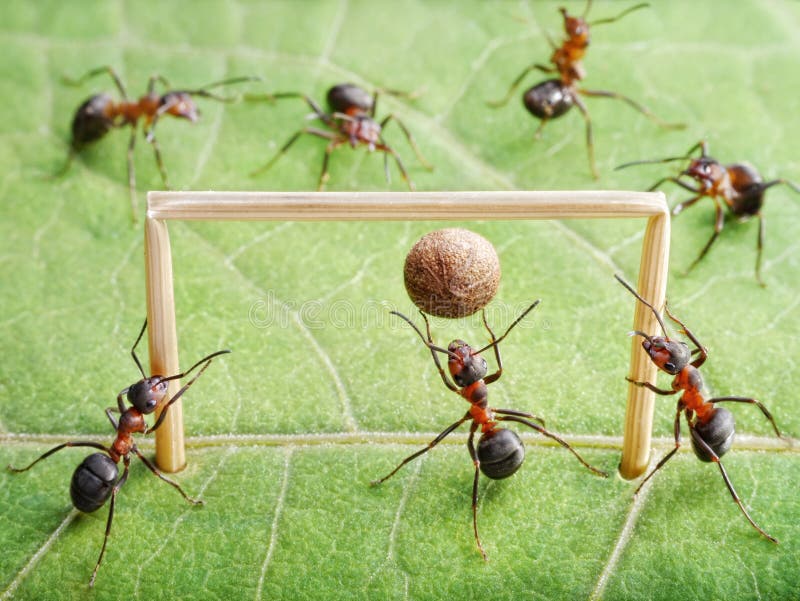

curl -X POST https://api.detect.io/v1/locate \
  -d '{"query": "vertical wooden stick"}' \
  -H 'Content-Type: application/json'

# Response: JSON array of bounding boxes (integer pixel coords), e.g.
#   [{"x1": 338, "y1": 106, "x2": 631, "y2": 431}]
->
[
  {"x1": 619, "y1": 210, "x2": 670, "y2": 479},
  {"x1": 144, "y1": 216, "x2": 185, "y2": 473}
]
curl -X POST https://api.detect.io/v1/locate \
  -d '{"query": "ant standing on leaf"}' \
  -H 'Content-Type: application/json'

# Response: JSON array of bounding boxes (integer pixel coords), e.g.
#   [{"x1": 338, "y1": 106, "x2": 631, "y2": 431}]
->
[
  {"x1": 248, "y1": 83, "x2": 433, "y2": 191},
  {"x1": 371, "y1": 302, "x2": 607, "y2": 560},
  {"x1": 55, "y1": 66, "x2": 257, "y2": 221},
  {"x1": 7, "y1": 320, "x2": 230, "y2": 587},
  {"x1": 487, "y1": 0, "x2": 684, "y2": 178},
  {"x1": 615, "y1": 275, "x2": 782, "y2": 542},
  {"x1": 617, "y1": 140, "x2": 800, "y2": 286}
]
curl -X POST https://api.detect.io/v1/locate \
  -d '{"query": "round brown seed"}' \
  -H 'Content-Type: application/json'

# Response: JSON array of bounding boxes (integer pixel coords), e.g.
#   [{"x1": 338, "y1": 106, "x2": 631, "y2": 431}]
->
[{"x1": 403, "y1": 228, "x2": 501, "y2": 318}]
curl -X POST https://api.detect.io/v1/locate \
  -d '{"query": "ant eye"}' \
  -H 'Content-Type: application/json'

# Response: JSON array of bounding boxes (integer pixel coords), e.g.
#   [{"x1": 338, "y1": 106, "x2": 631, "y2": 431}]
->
[{"x1": 665, "y1": 362, "x2": 675, "y2": 372}]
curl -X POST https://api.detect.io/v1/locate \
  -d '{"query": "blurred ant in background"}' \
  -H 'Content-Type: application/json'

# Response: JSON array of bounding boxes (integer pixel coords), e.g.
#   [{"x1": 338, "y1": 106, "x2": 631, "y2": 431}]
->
[
  {"x1": 55, "y1": 66, "x2": 257, "y2": 221},
  {"x1": 617, "y1": 140, "x2": 800, "y2": 285},
  {"x1": 616, "y1": 275, "x2": 782, "y2": 542},
  {"x1": 487, "y1": 1, "x2": 683, "y2": 177},
  {"x1": 371, "y1": 303, "x2": 607, "y2": 560},
  {"x1": 248, "y1": 83, "x2": 432, "y2": 191},
  {"x1": 7, "y1": 320, "x2": 230, "y2": 586}
]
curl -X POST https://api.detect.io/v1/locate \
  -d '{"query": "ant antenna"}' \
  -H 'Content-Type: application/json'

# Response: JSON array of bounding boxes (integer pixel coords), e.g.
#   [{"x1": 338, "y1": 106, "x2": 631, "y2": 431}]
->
[
  {"x1": 589, "y1": 2, "x2": 649, "y2": 26},
  {"x1": 160, "y1": 349, "x2": 232, "y2": 383},
  {"x1": 475, "y1": 299, "x2": 540, "y2": 355},
  {"x1": 616, "y1": 140, "x2": 708, "y2": 170},
  {"x1": 186, "y1": 76, "x2": 261, "y2": 102},
  {"x1": 130, "y1": 319, "x2": 148, "y2": 378},
  {"x1": 614, "y1": 274, "x2": 668, "y2": 336}
]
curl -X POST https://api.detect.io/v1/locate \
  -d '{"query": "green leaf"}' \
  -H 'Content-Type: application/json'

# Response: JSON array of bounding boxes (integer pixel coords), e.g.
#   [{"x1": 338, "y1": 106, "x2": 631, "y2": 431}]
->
[{"x1": 2, "y1": 1, "x2": 800, "y2": 600}]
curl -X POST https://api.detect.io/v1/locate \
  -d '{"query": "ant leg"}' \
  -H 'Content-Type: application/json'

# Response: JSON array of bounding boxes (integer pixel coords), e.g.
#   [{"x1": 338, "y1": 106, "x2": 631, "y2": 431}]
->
[
  {"x1": 375, "y1": 142, "x2": 415, "y2": 191},
  {"x1": 245, "y1": 92, "x2": 332, "y2": 126},
  {"x1": 578, "y1": 88, "x2": 685, "y2": 129},
  {"x1": 467, "y1": 423, "x2": 488, "y2": 561},
  {"x1": 688, "y1": 425, "x2": 778, "y2": 543},
  {"x1": 572, "y1": 94, "x2": 599, "y2": 179},
  {"x1": 671, "y1": 194, "x2": 704, "y2": 217},
  {"x1": 634, "y1": 402, "x2": 683, "y2": 495},
  {"x1": 146, "y1": 74, "x2": 171, "y2": 95},
  {"x1": 144, "y1": 127, "x2": 172, "y2": 190},
  {"x1": 318, "y1": 139, "x2": 347, "y2": 191},
  {"x1": 89, "y1": 457, "x2": 130, "y2": 587},
  {"x1": 379, "y1": 114, "x2": 433, "y2": 170},
  {"x1": 8, "y1": 441, "x2": 110, "y2": 472},
  {"x1": 105, "y1": 407, "x2": 120, "y2": 429},
  {"x1": 370, "y1": 413, "x2": 471, "y2": 485},
  {"x1": 250, "y1": 127, "x2": 336, "y2": 177},
  {"x1": 493, "y1": 408, "x2": 545, "y2": 427},
  {"x1": 625, "y1": 376, "x2": 676, "y2": 396},
  {"x1": 133, "y1": 448, "x2": 202, "y2": 504},
  {"x1": 707, "y1": 396, "x2": 782, "y2": 438},
  {"x1": 126, "y1": 126, "x2": 138, "y2": 222},
  {"x1": 755, "y1": 212, "x2": 765, "y2": 287},
  {"x1": 663, "y1": 304, "x2": 708, "y2": 367},
  {"x1": 498, "y1": 416, "x2": 607, "y2": 477},
  {"x1": 685, "y1": 196, "x2": 725, "y2": 276},
  {"x1": 486, "y1": 64, "x2": 553, "y2": 108},
  {"x1": 63, "y1": 65, "x2": 128, "y2": 99}
]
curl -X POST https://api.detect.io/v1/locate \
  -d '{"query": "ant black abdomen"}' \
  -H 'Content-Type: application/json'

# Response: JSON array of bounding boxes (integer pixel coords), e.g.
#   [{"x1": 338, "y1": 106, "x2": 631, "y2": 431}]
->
[
  {"x1": 691, "y1": 407, "x2": 735, "y2": 462},
  {"x1": 327, "y1": 83, "x2": 373, "y2": 114},
  {"x1": 70, "y1": 453, "x2": 119, "y2": 513},
  {"x1": 477, "y1": 428, "x2": 525, "y2": 480},
  {"x1": 523, "y1": 79, "x2": 574, "y2": 121},
  {"x1": 71, "y1": 94, "x2": 115, "y2": 148}
]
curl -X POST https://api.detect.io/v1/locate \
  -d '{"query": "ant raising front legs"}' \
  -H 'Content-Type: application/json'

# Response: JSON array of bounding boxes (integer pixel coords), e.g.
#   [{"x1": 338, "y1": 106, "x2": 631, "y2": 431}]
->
[
  {"x1": 249, "y1": 83, "x2": 432, "y2": 191},
  {"x1": 371, "y1": 302, "x2": 607, "y2": 560},
  {"x1": 617, "y1": 140, "x2": 800, "y2": 285},
  {"x1": 56, "y1": 65, "x2": 256, "y2": 221},
  {"x1": 487, "y1": 0, "x2": 683, "y2": 178},
  {"x1": 615, "y1": 274, "x2": 782, "y2": 542},
  {"x1": 7, "y1": 320, "x2": 230, "y2": 587}
]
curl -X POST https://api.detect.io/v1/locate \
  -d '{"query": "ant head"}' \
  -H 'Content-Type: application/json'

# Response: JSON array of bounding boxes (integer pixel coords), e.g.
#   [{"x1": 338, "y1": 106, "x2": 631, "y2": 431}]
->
[
  {"x1": 684, "y1": 157, "x2": 724, "y2": 186},
  {"x1": 560, "y1": 8, "x2": 590, "y2": 42},
  {"x1": 126, "y1": 376, "x2": 169, "y2": 414},
  {"x1": 635, "y1": 333, "x2": 691, "y2": 375},
  {"x1": 447, "y1": 340, "x2": 488, "y2": 387},
  {"x1": 160, "y1": 92, "x2": 199, "y2": 122}
]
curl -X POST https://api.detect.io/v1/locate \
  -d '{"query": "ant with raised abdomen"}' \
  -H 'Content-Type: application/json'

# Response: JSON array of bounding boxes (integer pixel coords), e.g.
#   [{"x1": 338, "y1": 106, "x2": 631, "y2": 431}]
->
[
  {"x1": 615, "y1": 274, "x2": 782, "y2": 542},
  {"x1": 55, "y1": 66, "x2": 257, "y2": 221},
  {"x1": 617, "y1": 140, "x2": 800, "y2": 286},
  {"x1": 7, "y1": 320, "x2": 230, "y2": 587},
  {"x1": 371, "y1": 302, "x2": 607, "y2": 560},
  {"x1": 487, "y1": 1, "x2": 683, "y2": 178},
  {"x1": 248, "y1": 83, "x2": 432, "y2": 191}
]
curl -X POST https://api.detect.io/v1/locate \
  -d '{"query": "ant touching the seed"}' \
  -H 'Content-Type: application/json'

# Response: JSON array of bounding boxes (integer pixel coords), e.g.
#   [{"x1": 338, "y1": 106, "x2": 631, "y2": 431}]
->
[
  {"x1": 371, "y1": 302, "x2": 607, "y2": 560},
  {"x1": 54, "y1": 65, "x2": 257, "y2": 221},
  {"x1": 487, "y1": 0, "x2": 683, "y2": 178},
  {"x1": 248, "y1": 82, "x2": 433, "y2": 191},
  {"x1": 617, "y1": 140, "x2": 800, "y2": 286},
  {"x1": 615, "y1": 274, "x2": 783, "y2": 542},
  {"x1": 7, "y1": 320, "x2": 230, "y2": 587}
]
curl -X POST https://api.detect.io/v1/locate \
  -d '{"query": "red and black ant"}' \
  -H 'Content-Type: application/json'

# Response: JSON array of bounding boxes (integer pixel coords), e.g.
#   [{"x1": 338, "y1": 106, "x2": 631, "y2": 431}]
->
[
  {"x1": 371, "y1": 302, "x2": 607, "y2": 560},
  {"x1": 7, "y1": 320, "x2": 230, "y2": 586},
  {"x1": 615, "y1": 274, "x2": 782, "y2": 542},
  {"x1": 55, "y1": 65, "x2": 257, "y2": 221},
  {"x1": 617, "y1": 140, "x2": 800, "y2": 286},
  {"x1": 487, "y1": 1, "x2": 683, "y2": 178},
  {"x1": 248, "y1": 83, "x2": 432, "y2": 191}
]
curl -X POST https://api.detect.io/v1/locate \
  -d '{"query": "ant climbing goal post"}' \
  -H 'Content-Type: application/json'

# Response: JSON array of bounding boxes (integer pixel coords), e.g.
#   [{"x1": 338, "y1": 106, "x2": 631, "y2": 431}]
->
[{"x1": 144, "y1": 190, "x2": 669, "y2": 478}]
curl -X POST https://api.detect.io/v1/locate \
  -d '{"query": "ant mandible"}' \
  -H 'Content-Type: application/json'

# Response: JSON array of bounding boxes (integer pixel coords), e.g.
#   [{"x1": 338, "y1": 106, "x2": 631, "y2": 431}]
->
[
  {"x1": 617, "y1": 140, "x2": 800, "y2": 286},
  {"x1": 55, "y1": 65, "x2": 257, "y2": 221},
  {"x1": 7, "y1": 320, "x2": 230, "y2": 587},
  {"x1": 487, "y1": 0, "x2": 683, "y2": 178},
  {"x1": 615, "y1": 274, "x2": 782, "y2": 542},
  {"x1": 248, "y1": 83, "x2": 433, "y2": 191},
  {"x1": 371, "y1": 302, "x2": 607, "y2": 560}
]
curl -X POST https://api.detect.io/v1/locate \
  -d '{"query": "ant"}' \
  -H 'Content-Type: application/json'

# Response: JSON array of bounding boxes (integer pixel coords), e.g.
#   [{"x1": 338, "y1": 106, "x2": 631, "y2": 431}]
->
[
  {"x1": 55, "y1": 65, "x2": 257, "y2": 221},
  {"x1": 248, "y1": 82, "x2": 433, "y2": 191},
  {"x1": 615, "y1": 274, "x2": 782, "y2": 542},
  {"x1": 7, "y1": 320, "x2": 230, "y2": 586},
  {"x1": 371, "y1": 302, "x2": 607, "y2": 560},
  {"x1": 617, "y1": 140, "x2": 800, "y2": 286},
  {"x1": 487, "y1": 0, "x2": 683, "y2": 178}
]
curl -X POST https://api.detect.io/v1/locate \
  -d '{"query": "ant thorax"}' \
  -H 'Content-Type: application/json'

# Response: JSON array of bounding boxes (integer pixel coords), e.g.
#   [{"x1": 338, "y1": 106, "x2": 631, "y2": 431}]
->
[{"x1": 341, "y1": 114, "x2": 381, "y2": 148}]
